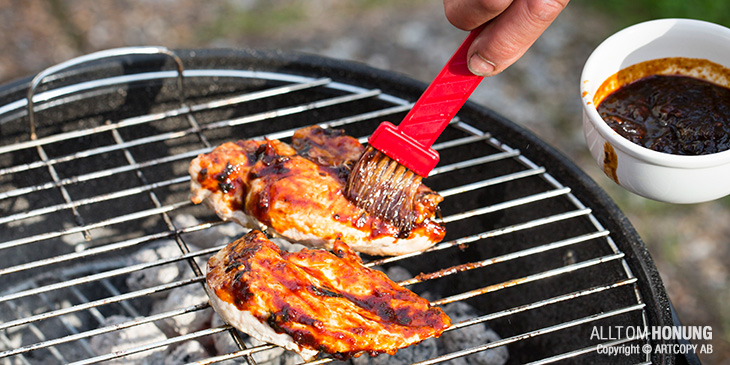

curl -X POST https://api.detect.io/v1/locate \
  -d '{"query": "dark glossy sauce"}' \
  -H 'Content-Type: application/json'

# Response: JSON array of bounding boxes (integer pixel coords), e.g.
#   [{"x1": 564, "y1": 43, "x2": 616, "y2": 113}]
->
[
  {"x1": 194, "y1": 127, "x2": 445, "y2": 242},
  {"x1": 598, "y1": 74, "x2": 730, "y2": 155},
  {"x1": 209, "y1": 231, "x2": 450, "y2": 360}
]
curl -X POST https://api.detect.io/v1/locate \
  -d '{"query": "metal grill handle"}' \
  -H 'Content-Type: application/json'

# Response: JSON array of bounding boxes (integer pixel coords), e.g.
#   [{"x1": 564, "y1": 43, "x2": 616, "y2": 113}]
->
[{"x1": 26, "y1": 46, "x2": 186, "y2": 140}]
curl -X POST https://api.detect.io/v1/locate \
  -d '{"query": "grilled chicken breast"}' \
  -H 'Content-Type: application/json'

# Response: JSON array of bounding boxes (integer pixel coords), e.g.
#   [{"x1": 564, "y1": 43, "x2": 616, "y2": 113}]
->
[
  {"x1": 189, "y1": 126, "x2": 445, "y2": 256},
  {"x1": 206, "y1": 230, "x2": 451, "y2": 361}
]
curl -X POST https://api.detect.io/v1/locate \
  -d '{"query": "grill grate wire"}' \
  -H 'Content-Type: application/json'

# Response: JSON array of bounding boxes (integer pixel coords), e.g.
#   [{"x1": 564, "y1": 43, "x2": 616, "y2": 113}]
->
[{"x1": 0, "y1": 47, "x2": 652, "y2": 364}]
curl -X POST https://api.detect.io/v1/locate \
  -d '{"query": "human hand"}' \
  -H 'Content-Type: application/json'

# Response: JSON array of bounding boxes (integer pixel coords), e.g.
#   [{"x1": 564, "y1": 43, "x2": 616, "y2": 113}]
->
[{"x1": 443, "y1": 0, "x2": 569, "y2": 76}]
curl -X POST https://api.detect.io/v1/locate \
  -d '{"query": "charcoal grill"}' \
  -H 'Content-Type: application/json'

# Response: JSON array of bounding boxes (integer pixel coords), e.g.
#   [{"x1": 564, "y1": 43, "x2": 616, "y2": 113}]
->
[{"x1": 0, "y1": 46, "x2": 688, "y2": 364}]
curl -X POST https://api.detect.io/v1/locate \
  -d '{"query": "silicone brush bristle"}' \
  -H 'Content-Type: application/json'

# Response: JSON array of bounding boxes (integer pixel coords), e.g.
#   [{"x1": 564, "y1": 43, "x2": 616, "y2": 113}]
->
[{"x1": 345, "y1": 146, "x2": 422, "y2": 235}]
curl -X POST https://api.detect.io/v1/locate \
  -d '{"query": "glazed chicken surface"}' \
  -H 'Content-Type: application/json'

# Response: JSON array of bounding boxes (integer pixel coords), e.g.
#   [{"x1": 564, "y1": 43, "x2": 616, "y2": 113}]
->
[
  {"x1": 206, "y1": 230, "x2": 451, "y2": 361},
  {"x1": 189, "y1": 126, "x2": 445, "y2": 256}
]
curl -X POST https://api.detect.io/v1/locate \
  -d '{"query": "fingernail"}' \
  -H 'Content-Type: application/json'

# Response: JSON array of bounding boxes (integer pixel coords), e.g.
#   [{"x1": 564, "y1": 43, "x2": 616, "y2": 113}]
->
[{"x1": 468, "y1": 53, "x2": 496, "y2": 76}]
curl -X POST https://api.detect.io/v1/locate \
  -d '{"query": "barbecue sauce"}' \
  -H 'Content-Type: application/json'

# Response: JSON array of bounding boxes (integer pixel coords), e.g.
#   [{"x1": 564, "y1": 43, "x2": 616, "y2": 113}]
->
[
  {"x1": 207, "y1": 231, "x2": 450, "y2": 360},
  {"x1": 595, "y1": 57, "x2": 730, "y2": 155},
  {"x1": 192, "y1": 126, "x2": 446, "y2": 242}
]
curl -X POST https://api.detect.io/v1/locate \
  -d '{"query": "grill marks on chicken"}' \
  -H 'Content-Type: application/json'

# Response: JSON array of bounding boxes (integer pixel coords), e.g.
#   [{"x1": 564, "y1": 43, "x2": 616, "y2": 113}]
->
[
  {"x1": 197, "y1": 128, "x2": 451, "y2": 359},
  {"x1": 189, "y1": 126, "x2": 445, "y2": 256},
  {"x1": 206, "y1": 230, "x2": 451, "y2": 360}
]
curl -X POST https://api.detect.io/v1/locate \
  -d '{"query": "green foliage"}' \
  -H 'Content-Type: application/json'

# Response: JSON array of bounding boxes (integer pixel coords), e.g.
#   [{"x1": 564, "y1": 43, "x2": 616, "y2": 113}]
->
[
  {"x1": 196, "y1": 0, "x2": 422, "y2": 43},
  {"x1": 197, "y1": 2, "x2": 307, "y2": 42},
  {"x1": 581, "y1": 0, "x2": 730, "y2": 28}
]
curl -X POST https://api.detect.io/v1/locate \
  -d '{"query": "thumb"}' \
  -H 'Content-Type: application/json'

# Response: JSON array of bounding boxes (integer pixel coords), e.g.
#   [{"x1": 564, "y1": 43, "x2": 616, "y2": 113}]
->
[{"x1": 467, "y1": 0, "x2": 569, "y2": 76}]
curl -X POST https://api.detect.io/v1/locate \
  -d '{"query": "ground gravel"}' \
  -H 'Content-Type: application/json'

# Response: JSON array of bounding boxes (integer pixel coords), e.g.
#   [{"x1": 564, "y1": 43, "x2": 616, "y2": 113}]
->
[{"x1": 0, "y1": 1, "x2": 727, "y2": 363}]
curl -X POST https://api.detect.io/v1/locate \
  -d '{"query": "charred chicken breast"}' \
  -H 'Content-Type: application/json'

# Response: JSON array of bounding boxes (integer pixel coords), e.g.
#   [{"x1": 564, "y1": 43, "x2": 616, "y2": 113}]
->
[
  {"x1": 189, "y1": 126, "x2": 445, "y2": 256},
  {"x1": 206, "y1": 230, "x2": 451, "y2": 360}
]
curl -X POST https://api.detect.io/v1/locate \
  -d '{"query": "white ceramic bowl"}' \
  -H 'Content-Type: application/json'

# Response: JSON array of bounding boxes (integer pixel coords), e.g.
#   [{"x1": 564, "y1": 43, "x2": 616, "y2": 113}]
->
[{"x1": 581, "y1": 18, "x2": 730, "y2": 204}]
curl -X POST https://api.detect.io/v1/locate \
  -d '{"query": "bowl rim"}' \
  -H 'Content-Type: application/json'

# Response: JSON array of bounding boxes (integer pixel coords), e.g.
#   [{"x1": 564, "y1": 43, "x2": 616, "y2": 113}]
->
[{"x1": 580, "y1": 18, "x2": 730, "y2": 169}]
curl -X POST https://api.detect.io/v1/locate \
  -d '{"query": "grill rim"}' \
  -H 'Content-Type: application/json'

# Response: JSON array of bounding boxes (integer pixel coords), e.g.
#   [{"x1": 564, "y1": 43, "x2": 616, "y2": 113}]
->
[{"x1": 0, "y1": 47, "x2": 685, "y2": 364}]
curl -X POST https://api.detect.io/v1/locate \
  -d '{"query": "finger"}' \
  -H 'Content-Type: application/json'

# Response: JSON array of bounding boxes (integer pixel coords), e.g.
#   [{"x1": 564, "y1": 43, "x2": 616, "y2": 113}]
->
[
  {"x1": 443, "y1": 0, "x2": 513, "y2": 30},
  {"x1": 467, "y1": 0, "x2": 569, "y2": 76}
]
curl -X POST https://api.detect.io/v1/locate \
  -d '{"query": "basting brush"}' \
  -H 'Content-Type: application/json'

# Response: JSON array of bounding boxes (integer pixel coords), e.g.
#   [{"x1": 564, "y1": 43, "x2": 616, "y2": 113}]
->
[{"x1": 346, "y1": 26, "x2": 486, "y2": 232}]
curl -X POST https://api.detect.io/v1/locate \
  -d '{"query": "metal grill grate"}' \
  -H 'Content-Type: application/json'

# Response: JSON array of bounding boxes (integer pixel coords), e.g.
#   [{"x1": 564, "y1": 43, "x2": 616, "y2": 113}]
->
[{"x1": 0, "y1": 46, "x2": 661, "y2": 364}]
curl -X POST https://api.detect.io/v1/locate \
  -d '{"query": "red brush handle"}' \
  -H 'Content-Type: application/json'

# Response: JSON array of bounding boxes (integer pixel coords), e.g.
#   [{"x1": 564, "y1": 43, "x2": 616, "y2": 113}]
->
[
  {"x1": 368, "y1": 25, "x2": 485, "y2": 177},
  {"x1": 399, "y1": 26, "x2": 485, "y2": 146}
]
